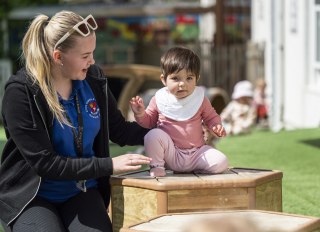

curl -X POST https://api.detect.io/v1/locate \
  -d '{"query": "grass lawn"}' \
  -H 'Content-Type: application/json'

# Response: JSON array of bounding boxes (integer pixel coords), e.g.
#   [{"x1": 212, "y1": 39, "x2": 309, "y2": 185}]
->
[
  {"x1": 0, "y1": 127, "x2": 319, "y2": 231},
  {"x1": 216, "y1": 128, "x2": 320, "y2": 218}
]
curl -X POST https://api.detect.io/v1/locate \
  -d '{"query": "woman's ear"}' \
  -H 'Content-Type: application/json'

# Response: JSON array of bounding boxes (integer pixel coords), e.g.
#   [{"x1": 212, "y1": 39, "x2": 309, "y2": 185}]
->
[
  {"x1": 160, "y1": 74, "x2": 166, "y2": 86},
  {"x1": 52, "y1": 50, "x2": 63, "y2": 66},
  {"x1": 197, "y1": 75, "x2": 201, "y2": 82}
]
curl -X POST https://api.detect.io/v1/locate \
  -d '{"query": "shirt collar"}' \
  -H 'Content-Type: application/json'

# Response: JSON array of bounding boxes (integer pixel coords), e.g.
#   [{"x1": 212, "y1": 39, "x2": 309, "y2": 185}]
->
[{"x1": 58, "y1": 80, "x2": 84, "y2": 102}]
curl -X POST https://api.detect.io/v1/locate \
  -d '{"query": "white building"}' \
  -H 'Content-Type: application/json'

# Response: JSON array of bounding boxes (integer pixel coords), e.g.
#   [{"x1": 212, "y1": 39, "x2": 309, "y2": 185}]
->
[{"x1": 251, "y1": 0, "x2": 320, "y2": 131}]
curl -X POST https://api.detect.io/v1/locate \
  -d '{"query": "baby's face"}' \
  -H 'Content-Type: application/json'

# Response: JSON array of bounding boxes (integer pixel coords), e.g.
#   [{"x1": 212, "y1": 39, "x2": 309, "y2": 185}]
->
[{"x1": 162, "y1": 69, "x2": 197, "y2": 99}]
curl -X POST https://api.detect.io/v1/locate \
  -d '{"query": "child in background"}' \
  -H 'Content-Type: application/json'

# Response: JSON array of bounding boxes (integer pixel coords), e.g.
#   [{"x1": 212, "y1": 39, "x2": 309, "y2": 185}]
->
[
  {"x1": 130, "y1": 46, "x2": 229, "y2": 177},
  {"x1": 254, "y1": 78, "x2": 269, "y2": 127},
  {"x1": 220, "y1": 80, "x2": 256, "y2": 135}
]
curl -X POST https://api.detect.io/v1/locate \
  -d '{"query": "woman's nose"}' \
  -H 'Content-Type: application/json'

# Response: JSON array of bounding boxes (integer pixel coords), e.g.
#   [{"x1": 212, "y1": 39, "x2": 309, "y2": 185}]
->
[{"x1": 89, "y1": 54, "x2": 95, "y2": 65}]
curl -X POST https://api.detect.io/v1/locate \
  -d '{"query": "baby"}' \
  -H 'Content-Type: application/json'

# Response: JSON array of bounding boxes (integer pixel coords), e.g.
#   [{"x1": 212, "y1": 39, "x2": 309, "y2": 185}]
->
[{"x1": 130, "y1": 46, "x2": 228, "y2": 177}]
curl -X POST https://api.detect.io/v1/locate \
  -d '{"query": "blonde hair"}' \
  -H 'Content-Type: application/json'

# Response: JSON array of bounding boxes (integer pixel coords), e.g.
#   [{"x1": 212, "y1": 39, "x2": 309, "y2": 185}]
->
[{"x1": 21, "y1": 11, "x2": 86, "y2": 125}]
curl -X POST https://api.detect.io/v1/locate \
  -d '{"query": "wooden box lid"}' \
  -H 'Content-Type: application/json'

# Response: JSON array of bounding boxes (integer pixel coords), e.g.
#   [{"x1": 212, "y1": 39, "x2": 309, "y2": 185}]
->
[
  {"x1": 111, "y1": 167, "x2": 283, "y2": 191},
  {"x1": 120, "y1": 210, "x2": 320, "y2": 232}
]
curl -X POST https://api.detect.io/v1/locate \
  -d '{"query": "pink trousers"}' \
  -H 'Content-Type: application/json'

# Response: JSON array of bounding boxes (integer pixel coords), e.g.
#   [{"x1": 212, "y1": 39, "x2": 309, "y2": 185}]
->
[{"x1": 144, "y1": 128, "x2": 229, "y2": 174}]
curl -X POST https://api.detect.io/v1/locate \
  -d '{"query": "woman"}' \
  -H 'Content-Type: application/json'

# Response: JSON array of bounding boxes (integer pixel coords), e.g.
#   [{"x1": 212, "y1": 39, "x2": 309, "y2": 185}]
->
[{"x1": 0, "y1": 11, "x2": 151, "y2": 232}]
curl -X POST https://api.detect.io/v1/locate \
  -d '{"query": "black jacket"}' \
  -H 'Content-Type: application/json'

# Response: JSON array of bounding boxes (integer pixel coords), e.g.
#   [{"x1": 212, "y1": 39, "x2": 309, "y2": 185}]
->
[{"x1": 0, "y1": 64, "x2": 148, "y2": 225}]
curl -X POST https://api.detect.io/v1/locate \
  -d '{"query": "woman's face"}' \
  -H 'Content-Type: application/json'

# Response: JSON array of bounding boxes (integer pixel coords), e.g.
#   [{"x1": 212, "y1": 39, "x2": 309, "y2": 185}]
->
[
  {"x1": 161, "y1": 69, "x2": 197, "y2": 99},
  {"x1": 60, "y1": 33, "x2": 96, "y2": 80}
]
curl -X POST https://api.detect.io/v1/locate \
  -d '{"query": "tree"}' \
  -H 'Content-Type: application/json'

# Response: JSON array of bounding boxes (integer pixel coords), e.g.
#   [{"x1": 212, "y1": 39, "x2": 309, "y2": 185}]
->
[
  {"x1": 0, "y1": 0, "x2": 59, "y2": 61},
  {"x1": 0, "y1": 0, "x2": 59, "y2": 18}
]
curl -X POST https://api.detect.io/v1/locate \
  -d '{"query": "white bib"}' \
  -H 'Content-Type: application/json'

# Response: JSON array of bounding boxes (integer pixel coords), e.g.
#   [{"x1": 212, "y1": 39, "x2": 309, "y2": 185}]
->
[{"x1": 155, "y1": 86, "x2": 204, "y2": 121}]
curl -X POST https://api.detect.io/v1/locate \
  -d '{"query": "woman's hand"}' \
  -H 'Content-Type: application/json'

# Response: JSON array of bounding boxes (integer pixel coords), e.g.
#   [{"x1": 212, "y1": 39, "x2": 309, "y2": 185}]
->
[
  {"x1": 129, "y1": 96, "x2": 145, "y2": 117},
  {"x1": 112, "y1": 153, "x2": 152, "y2": 174}
]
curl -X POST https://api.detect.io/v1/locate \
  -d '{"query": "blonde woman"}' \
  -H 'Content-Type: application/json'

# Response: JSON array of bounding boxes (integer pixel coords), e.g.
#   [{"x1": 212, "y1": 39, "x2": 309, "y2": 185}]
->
[{"x1": 0, "y1": 11, "x2": 151, "y2": 232}]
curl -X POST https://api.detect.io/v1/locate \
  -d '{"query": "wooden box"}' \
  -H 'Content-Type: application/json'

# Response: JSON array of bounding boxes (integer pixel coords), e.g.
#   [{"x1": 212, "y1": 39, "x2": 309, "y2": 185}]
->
[
  {"x1": 110, "y1": 168, "x2": 283, "y2": 232},
  {"x1": 120, "y1": 210, "x2": 320, "y2": 232}
]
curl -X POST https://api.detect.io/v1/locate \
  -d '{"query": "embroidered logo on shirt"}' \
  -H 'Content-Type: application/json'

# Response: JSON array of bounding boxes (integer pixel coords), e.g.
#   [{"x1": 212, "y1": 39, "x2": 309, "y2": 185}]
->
[{"x1": 85, "y1": 98, "x2": 100, "y2": 119}]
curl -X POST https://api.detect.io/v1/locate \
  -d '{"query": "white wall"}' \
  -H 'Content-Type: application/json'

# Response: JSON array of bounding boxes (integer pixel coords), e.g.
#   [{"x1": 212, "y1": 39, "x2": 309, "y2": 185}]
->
[
  {"x1": 251, "y1": 0, "x2": 284, "y2": 132},
  {"x1": 251, "y1": 0, "x2": 320, "y2": 129},
  {"x1": 283, "y1": 0, "x2": 307, "y2": 128},
  {"x1": 304, "y1": 1, "x2": 320, "y2": 127}
]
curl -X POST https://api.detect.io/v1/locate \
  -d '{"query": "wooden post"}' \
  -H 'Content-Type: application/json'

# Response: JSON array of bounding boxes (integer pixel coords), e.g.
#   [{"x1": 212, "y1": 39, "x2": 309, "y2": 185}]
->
[{"x1": 215, "y1": 0, "x2": 224, "y2": 47}]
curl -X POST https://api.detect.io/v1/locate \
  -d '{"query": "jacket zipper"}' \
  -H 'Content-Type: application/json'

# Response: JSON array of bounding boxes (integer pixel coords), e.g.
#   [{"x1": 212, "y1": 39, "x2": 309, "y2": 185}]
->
[
  {"x1": 104, "y1": 81, "x2": 110, "y2": 145},
  {"x1": 33, "y1": 95, "x2": 51, "y2": 140},
  {"x1": 8, "y1": 95, "x2": 49, "y2": 225}
]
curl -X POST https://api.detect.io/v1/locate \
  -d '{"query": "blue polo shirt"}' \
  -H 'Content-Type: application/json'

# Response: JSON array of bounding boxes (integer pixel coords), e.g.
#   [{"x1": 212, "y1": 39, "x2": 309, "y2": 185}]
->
[{"x1": 37, "y1": 80, "x2": 101, "y2": 203}]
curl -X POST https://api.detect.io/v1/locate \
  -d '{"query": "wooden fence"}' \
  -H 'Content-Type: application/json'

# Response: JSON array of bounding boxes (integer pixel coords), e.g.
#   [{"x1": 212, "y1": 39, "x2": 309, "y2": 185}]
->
[
  {"x1": 185, "y1": 41, "x2": 265, "y2": 96},
  {"x1": 102, "y1": 41, "x2": 264, "y2": 97}
]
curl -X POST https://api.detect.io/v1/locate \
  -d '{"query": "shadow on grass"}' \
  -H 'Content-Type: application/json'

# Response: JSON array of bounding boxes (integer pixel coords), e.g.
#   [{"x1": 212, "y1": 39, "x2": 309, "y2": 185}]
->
[{"x1": 300, "y1": 138, "x2": 320, "y2": 149}]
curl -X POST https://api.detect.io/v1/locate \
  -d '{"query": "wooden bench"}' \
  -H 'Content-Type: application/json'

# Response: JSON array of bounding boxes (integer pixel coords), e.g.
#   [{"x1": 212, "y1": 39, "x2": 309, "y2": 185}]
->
[
  {"x1": 120, "y1": 210, "x2": 320, "y2": 232},
  {"x1": 110, "y1": 168, "x2": 283, "y2": 232},
  {"x1": 101, "y1": 64, "x2": 161, "y2": 118}
]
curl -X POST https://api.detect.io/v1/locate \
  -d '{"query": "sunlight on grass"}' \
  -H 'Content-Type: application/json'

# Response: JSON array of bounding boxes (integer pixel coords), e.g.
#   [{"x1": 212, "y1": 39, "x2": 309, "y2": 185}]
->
[
  {"x1": 216, "y1": 128, "x2": 320, "y2": 217},
  {"x1": 0, "y1": 127, "x2": 5, "y2": 141}
]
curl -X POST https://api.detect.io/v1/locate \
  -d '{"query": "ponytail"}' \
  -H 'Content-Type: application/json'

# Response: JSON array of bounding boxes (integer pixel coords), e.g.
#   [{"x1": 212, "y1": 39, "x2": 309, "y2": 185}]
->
[{"x1": 21, "y1": 14, "x2": 68, "y2": 126}]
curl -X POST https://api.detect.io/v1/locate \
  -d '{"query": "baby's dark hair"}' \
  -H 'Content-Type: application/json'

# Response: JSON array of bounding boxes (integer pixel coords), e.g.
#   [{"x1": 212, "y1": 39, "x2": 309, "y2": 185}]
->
[{"x1": 160, "y1": 46, "x2": 200, "y2": 80}]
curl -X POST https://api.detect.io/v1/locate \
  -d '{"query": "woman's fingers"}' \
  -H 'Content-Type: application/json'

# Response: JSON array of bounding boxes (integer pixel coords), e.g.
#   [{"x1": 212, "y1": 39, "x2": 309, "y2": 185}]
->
[{"x1": 112, "y1": 154, "x2": 152, "y2": 175}]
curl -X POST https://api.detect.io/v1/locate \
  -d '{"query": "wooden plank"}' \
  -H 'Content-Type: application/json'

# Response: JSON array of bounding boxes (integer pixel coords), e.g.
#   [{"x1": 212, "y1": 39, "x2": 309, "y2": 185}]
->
[
  {"x1": 122, "y1": 210, "x2": 320, "y2": 232},
  {"x1": 156, "y1": 191, "x2": 168, "y2": 215},
  {"x1": 255, "y1": 179, "x2": 282, "y2": 212},
  {"x1": 101, "y1": 64, "x2": 161, "y2": 117},
  {"x1": 112, "y1": 186, "x2": 159, "y2": 232},
  {"x1": 247, "y1": 187, "x2": 256, "y2": 209},
  {"x1": 111, "y1": 170, "x2": 283, "y2": 190},
  {"x1": 168, "y1": 188, "x2": 249, "y2": 212}
]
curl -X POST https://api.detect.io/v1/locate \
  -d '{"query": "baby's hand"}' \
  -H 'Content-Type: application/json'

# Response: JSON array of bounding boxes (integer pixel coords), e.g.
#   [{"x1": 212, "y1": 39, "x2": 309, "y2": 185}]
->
[
  {"x1": 130, "y1": 96, "x2": 145, "y2": 117},
  {"x1": 212, "y1": 124, "x2": 227, "y2": 137}
]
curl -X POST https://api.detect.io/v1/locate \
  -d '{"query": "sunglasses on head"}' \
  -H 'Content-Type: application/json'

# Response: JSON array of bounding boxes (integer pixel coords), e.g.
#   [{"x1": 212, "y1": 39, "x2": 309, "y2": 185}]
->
[{"x1": 54, "y1": 14, "x2": 98, "y2": 50}]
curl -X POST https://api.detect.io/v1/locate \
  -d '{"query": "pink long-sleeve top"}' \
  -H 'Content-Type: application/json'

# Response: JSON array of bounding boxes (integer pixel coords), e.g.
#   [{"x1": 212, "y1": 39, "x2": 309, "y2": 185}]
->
[{"x1": 135, "y1": 96, "x2": 221, "y2": 149}]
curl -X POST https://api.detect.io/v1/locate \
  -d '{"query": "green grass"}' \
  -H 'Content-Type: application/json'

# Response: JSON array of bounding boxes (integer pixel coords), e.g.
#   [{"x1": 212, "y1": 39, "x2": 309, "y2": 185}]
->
[
  {"x1": 0, "y1": 128, "x2": 319, "y2": 231},
  {"x1": 0, "y1": 127, "x2": 5, "y2": 141},
  {"x1": 216, "y1": 128, "x2": 320, "y2": 218}
]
